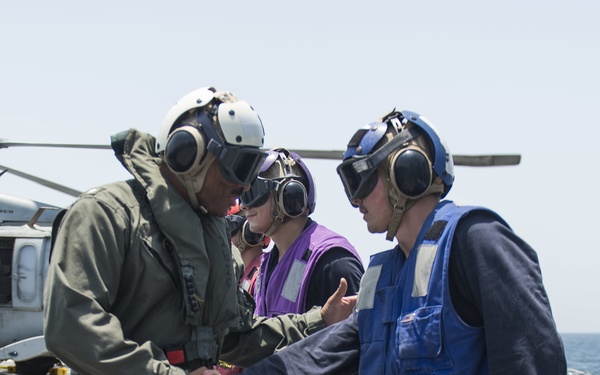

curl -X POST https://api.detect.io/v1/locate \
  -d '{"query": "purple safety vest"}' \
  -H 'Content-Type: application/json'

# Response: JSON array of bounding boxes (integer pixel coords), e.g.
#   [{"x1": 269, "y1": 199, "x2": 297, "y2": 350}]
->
[{"x1": 254, "y1": 221, "x2": 359, "y2": 317}]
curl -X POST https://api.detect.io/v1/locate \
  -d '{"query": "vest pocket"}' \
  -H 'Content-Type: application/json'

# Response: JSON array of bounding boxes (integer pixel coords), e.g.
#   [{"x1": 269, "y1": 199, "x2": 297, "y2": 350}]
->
[{"x1": 395, "y1": 305, "x2": 452, "y2": 372}]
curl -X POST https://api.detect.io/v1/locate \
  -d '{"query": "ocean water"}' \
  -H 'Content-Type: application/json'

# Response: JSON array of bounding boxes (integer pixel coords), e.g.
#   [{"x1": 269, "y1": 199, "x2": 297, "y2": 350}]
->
[{"x1": 563, "y1": 333, "x2": 600, "y2": 374}]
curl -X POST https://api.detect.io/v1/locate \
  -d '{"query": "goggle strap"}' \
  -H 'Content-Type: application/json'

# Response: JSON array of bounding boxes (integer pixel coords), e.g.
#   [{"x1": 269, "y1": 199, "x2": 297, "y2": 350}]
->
[
  {"x1": 206, "y1": 138, "x2": 223, "y2": 157},
  {"x1": 196, "y1": 108, "x2": 219, "y2": 142},
  {"x1": 196, "y1": 107, "x2": 230, "y2": 162},
  {"x1": 355, "y1": 127, "x2": 421, "y2": 176}
]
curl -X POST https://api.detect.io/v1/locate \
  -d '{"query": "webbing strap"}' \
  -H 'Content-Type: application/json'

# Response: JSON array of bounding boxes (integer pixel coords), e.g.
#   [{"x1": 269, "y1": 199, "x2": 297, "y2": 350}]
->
[{"x1": 184, "y1": 326, "x2": 214, "y2": 364}]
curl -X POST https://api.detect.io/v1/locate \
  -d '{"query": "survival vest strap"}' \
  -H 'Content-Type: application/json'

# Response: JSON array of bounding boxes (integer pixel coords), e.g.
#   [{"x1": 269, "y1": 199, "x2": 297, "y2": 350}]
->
[
  {"x1": 165, "y1": 239, "x2": 228, "y2": 368},
  {"x1": 165, "y1": 326, "x2": 221, "y2": 369}
]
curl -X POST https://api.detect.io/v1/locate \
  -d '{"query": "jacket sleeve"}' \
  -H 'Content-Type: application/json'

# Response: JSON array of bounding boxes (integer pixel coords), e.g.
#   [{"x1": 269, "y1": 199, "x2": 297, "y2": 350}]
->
[
  {"x1": 43, "y1": 195, "x2": 185, "y2": 375},
  {"x1": 451, "y1": 212, "x2": 567, "y2": 375},
  {"x1": 219, "y1": 287, "x2": 327, "y2": 368},
  {"x1": 241, "y1": 313, "x2": 360, "y2": 374}
]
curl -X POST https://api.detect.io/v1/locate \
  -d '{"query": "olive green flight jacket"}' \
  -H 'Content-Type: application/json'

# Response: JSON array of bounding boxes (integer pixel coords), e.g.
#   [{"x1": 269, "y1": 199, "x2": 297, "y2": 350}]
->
[{"x1": 43, "y1": 129, "x2": 324, "y2": 375}]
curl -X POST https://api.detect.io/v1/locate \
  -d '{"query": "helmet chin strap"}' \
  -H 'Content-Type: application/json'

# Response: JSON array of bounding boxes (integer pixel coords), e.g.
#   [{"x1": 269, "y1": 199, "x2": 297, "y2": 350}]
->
[
  {"x1": 264, "y1": 192, "x2": 285, "y2": 237},
  {"x1": 177, "y1": 153, "x2": 216, "y2": 213},
  {"x1": 385, "y1": 181, "x2": 445, "y2": 241},
  {"x1": 385, "y1": 187, "x2": 408, "y2": 242}
]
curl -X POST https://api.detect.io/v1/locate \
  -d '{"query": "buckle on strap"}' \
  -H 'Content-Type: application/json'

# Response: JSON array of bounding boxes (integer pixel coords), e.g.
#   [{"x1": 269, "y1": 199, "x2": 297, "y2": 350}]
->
[
  {"x1": 165, "y1": 346, "x2": 186, "y2": 365},
  {"x1": 165, "y1": 327, "x2": 213, "y2": 366}
]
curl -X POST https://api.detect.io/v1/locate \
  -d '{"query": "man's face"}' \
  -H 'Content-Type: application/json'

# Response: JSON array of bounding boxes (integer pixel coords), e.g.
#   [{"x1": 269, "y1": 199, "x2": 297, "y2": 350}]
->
[
  {"x1": 353, "y1": 173, "x2": 392, "y2": 234},
  {"x1": 242, "y1": 195, "x2": 274, "y2": 235},
  {"x1": 196, "y1": 162, "x2": 249, "y2": 217}
]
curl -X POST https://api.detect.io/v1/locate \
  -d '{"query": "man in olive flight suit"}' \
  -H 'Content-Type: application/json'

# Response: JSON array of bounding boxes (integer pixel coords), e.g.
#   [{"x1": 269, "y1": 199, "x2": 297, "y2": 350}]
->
[{"x1": 43, "y1": 87, "x2": 355, "y2": 375}]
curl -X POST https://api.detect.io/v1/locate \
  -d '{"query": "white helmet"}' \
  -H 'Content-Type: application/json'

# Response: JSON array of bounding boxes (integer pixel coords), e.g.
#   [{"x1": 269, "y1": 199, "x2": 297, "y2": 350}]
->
[{"x1": 155, "y1": 87, "x2": 267, "y2": 187}]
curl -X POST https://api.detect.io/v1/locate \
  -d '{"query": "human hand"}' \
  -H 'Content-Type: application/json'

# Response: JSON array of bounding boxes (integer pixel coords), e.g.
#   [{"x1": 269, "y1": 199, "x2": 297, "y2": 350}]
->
[{"x1": 320, "y1": 277, "x2": 357, "y2": 326}]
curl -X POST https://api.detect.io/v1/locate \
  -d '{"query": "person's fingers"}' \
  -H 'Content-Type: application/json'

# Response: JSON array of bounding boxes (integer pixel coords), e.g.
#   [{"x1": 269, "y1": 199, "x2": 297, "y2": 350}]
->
[
  {"x1": 342, "y1": 295, "x2": 357, "y2": 308},
  {"x1": 329, "y1": 277, "x2": 348, "y2": 302}
]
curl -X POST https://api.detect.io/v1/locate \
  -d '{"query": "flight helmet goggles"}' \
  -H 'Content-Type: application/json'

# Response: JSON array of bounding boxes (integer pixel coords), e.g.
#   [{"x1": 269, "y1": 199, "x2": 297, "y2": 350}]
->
[
  {"x1": 240, "y1": 148, "x2": 316, "y2": 216},
  {"x1": 337, "y1": 110, "x2": 454, "y2": 206}
]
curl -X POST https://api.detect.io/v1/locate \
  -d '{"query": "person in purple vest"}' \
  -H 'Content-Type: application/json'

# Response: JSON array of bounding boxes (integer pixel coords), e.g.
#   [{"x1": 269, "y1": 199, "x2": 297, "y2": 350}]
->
[
  {"x1": 242, "y1": 109, "x2": 566, "y2": 374},
  {"x1": 240, "y1": 148, "x2": 364, "y2": 317}
]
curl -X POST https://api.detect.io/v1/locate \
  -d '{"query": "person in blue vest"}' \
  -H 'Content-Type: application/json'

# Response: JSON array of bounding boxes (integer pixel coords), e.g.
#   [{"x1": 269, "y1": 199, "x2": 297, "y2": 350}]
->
[
  {"x1": 240, "y1": 148, "x2": 365, "y2": 317},
  {"x1": 242, "y1": 109, "x2": 567, "y2": 374}
]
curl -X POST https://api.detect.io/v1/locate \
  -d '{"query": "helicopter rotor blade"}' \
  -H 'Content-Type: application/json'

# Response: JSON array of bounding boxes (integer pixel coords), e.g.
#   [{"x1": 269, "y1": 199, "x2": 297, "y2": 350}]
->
[
  {"x1": 289, "y1": 149, "x2": 521, "y2": 166},
  {"x1": 0, "y1": 164, "x2": 83, "y2": 197},
  {"x1": 0, "y1": 140, "x2": 111, "y2": 150},
  {"x1": 288, "y1": 149, "x2": 344, "y2": 160},
  {"x1": 451, "y1": 154, "x2": 521, "y2": 167},
  {"x1": 1, "y1": 140, "x2": 521, "y2": 166}
]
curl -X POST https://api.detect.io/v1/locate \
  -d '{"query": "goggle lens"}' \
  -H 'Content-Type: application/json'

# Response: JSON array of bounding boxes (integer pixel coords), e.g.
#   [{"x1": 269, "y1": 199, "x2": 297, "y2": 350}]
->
[
  {"x1": 337, "y1": 160, "x2": 378, "y2": 206},
  {"x1": 337, "y1": 126, "x2": 421, "y2": 205},
  {"x1": 219, "y1": 147, "x2": 267, "y2": 186},
  {"x1": 240, "y1": 178, "x2": 275, "y2": 207}
]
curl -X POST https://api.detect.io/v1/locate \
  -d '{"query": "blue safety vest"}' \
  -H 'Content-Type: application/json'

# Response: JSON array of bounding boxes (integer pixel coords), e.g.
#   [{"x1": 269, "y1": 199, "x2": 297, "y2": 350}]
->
[{"x1": 357, "y1": 200, "x2": 507, "y2": 374}]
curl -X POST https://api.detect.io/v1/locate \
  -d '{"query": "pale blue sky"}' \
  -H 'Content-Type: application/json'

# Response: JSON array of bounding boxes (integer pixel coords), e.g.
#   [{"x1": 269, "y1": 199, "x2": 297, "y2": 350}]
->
[{"x1": 1, "y1": 1, "x2": 599, "y2": 333}]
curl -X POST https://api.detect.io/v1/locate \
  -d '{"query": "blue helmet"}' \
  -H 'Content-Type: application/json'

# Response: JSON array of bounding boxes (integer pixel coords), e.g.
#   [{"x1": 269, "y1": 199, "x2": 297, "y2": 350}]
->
[{"x1": 337, "y1": 109, "x2": 454, "y2": 205}]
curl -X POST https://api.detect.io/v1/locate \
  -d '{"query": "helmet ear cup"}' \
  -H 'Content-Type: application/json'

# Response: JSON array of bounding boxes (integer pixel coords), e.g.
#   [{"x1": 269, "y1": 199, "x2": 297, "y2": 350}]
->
[
  {"x1": 277, "y1": 179, "x2": 308, "y2": 218},
  {"x1": 164, "y1": 125, "x2": 206, "y2": 175},
  {"x1": 390, "y1": 147, "x2": 433, "y2": 198},
  {"x1": 241, "y1": 220, "x2": 265, "y2": 247}
]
